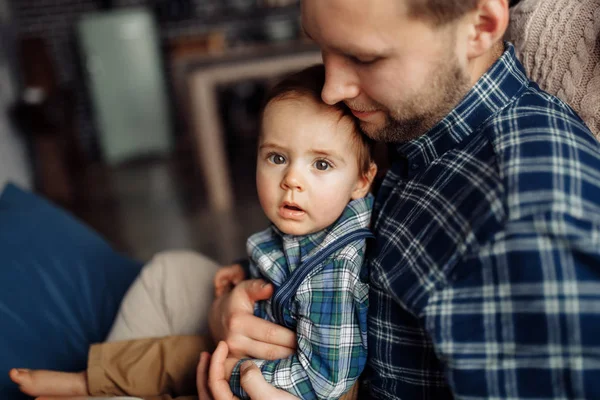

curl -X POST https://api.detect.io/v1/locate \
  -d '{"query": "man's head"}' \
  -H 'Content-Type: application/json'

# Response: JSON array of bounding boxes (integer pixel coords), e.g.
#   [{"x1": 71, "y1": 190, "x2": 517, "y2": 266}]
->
[
  {"x1": 256, "y1": 65, "x2": 377, "y2": 235},
  {"x1": 301, "y1": 0, "x2": 509, "y2": 143}
]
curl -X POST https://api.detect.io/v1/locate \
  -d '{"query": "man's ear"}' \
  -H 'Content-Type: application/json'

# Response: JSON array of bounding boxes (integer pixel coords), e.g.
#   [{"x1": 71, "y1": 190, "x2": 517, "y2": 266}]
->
[
  {"x1": 465, "y1": 0, "x2": 509, "y2": 59},
  {"x1": 352, "y1": 162, "x2": 378, "y2": 200}
]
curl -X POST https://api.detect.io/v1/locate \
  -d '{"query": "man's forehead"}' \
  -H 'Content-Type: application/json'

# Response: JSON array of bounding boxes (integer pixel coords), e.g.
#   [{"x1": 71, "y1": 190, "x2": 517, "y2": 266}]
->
[
  {"x1": 301, "y1": 0, "x2": 406, "y2": 22},
  {"x1": 301, "y1": 0, "x2": 403, "y2": 49}
]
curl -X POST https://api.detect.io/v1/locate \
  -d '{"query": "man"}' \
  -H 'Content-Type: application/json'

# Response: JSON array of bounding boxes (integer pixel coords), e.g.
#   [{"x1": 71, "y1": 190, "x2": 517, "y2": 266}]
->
[{"x1": 205, "y1": 0, "x2": 600, "y2": 398}]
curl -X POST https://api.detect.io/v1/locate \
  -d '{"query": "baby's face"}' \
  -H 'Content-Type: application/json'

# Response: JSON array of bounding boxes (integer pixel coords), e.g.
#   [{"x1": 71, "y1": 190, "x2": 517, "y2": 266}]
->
[{"x1": 256, "y1": 96, "x2": 366, "y2": 236}]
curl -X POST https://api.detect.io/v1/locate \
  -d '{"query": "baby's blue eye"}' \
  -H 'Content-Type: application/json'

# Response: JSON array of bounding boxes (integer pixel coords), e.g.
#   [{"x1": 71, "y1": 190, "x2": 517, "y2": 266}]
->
[
  {"x1": 315, "y1": 160, "x2": 331, "y2": 171},
  {"x1": 269, "y1": 154, "x2": 286, "y2": 165}
]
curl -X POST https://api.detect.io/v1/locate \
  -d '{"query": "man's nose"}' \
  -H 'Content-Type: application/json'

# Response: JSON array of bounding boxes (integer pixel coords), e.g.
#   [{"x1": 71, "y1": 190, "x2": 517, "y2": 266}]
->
[
  {"x1": 281, "y1": 167, "x2": 304, "y2": 192},
  {"x1": 321, "y1": 52, "x2": 360, "y2": 105}
]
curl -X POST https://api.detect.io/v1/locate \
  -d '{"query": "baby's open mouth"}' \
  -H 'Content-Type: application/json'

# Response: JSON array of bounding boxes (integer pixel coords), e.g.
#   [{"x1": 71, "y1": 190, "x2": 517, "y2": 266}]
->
[{"x1": 279, "y1": 203, "x2": 305, "y2": 219}]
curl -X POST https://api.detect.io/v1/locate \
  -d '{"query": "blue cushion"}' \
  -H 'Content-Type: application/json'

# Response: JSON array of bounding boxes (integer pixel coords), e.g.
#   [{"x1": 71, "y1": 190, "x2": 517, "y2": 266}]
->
[{"x1": 0, "y1": 183, "x2": 142, "y2": 399}]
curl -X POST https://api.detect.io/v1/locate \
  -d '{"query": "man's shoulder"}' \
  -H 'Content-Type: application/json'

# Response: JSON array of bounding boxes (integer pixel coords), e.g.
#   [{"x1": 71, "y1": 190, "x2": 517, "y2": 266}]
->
[
  {"x1": 486, "y1": 82, "x2": 597, "y2": 149},
  {"x1": 480, "y1": 84, "x2": 600, "y2": 218}
]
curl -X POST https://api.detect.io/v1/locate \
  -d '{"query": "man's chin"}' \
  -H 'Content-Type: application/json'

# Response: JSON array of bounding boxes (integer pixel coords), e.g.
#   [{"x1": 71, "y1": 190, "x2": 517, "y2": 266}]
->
[
  {"x1": 358, "y1": 119, "x2": 386, "y2": 140},
  {"x1": 359, "y1": 117, "x2": 427, "y2": 143},
  {"x1": 359, "y1": 119, "x2": 401, "y2": 142}
]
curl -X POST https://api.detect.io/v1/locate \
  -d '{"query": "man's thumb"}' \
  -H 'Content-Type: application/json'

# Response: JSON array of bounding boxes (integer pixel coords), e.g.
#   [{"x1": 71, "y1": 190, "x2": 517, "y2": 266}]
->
[
  {"x1": 239, "y1": 361, "x2": 269, "y2": 398},
  {"x1": 240, "y1": 361, "x2": 296, "y2": 399},
  {"x1": 244, "y1": 280, "x2": 274, "y2": 302}
]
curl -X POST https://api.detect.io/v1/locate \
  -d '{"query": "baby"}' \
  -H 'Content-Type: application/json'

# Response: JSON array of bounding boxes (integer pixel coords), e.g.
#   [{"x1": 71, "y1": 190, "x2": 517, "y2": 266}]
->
[{"x1": 10, "y1": 64, "x2": 377, "y2": 400}]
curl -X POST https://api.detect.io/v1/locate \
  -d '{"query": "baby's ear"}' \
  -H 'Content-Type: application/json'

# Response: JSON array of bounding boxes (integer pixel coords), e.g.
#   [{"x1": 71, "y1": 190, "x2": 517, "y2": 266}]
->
[{"x1": 352, "y1": 162, "x2": 378, "y2": 200}]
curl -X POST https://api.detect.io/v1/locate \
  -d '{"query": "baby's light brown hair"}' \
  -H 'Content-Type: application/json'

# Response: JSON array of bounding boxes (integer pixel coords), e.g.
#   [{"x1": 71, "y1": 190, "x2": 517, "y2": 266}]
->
[{"x1": 261, "y1": 64, "x2": 375, "y2": 177}]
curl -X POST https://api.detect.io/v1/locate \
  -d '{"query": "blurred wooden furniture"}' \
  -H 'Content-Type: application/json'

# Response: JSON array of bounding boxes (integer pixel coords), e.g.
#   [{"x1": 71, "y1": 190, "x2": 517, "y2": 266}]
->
[
  {"x1": 167, "y1": 32, "x2": 227, "y2": 146},
  {"x1": 13, "y1": 37, "x2": 84, "y2": 207},
  {"x1": 185, "y1": 41, "x2": 321, "y2": 212}
]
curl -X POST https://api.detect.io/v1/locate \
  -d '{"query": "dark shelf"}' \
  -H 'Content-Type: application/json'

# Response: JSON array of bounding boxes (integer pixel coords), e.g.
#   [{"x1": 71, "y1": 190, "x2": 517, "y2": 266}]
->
[{"x1": 161, "y1": 4, "x2": 300, "y2": 27}]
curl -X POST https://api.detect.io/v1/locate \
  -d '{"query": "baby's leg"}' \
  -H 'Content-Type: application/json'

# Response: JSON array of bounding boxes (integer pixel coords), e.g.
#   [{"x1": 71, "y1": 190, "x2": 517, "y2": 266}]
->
[
  {"x1": 87, "y1": 335, "x2": 213, "y2": 397},
  {"x1": 10, "y1": 335, "x2": 211, "y2": 399},
  {"x1": 9, "y1": 368, "x2": 87, "y2": 397},
  {"x1": 107, "y1": 251, "x2": 220, "y2": 341}
]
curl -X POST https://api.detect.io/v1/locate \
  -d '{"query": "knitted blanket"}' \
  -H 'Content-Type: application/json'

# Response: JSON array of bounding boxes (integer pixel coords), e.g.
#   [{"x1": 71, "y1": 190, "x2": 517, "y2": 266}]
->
[{"x1": 506, "y1": 0, "x2": 600, "y2": 139}]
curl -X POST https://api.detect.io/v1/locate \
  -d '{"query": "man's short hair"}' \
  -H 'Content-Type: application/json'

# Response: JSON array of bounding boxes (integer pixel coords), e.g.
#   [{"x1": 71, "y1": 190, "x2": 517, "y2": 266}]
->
[
  {"x1": 407, "y1": 0, "x2": 479, "y2": 25},
  {"x1": 262, "y1": 64, "x2": 374, "y2": 176}
]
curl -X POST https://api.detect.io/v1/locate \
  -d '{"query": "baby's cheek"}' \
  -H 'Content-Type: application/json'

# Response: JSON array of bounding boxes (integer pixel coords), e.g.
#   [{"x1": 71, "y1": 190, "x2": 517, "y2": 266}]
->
[{"x1": 315, "y1": 192, "x2": 351, "y2": 226}]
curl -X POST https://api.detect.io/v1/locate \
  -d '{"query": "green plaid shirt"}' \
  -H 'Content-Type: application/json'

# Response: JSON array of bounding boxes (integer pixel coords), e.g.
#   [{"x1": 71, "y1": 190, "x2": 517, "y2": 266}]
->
[{"x1": 229, "y1": 194, "x2": 374, "y2": 399}]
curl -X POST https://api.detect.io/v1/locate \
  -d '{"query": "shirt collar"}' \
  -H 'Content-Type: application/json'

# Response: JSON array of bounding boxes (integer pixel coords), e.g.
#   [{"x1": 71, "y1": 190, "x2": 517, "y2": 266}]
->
[{"x1": 393, "y1": 42, "x2": 530, "y2": 173}]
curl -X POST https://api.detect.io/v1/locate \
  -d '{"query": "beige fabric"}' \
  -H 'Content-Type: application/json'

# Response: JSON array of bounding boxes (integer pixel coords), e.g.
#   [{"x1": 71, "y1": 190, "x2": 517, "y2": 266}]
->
[
  {"x1": 86, "y1": 334, "x2": 358, "y2": 400},
  {"x1": 88, "y1": 335, "x2": 213, "y2": 400},
  {"x1": 106, "y1": 251, "x2": 220, "y2": 342},
  {"x1": 86, "y1": 336, "x2": 359, "y2": 400},
  {"x1": 505, "y1": 0, "x2": 600, "y2": 139}
]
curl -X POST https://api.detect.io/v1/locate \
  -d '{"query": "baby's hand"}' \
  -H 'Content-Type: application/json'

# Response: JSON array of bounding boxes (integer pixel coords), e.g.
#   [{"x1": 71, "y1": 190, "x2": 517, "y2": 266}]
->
[{"x1": 214, "y1": 264, "x2": 246, "y2": 297}]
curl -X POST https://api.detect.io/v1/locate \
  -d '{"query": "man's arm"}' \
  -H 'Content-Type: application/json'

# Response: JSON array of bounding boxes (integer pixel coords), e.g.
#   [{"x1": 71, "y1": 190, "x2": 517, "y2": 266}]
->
[
  {"x1": 208, "y1": 278, "x2": 297, "y2": 360},
  {"x1": 228, "y1": 258, "x2": 369, "y2": 399},
  {"x1": 427, "y1": 210, "x2": 600, "y2": 398}
]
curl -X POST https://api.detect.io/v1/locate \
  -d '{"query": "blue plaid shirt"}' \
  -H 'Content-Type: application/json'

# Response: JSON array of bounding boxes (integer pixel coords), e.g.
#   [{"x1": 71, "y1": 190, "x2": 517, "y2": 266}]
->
[
  {"x1": 230, "y1": 195, "x2": 373, "y2": 399},
  {"x1": 364, "y1": 43, "x2": 600, "y2": 399}
]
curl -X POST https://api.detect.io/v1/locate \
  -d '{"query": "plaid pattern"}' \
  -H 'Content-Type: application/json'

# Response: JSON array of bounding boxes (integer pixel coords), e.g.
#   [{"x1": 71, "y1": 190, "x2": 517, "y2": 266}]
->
[
  {"x1": 229, "y1": 194, "x2": 374, "y2": 399},
  {"x1": 364, "y1": 42, "x2": 600, "y2": 399}
]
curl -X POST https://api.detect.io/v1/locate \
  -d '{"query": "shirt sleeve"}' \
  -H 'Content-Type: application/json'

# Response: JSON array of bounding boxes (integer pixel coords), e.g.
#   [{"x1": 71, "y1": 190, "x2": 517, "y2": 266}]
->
[
  {"x1": 229, "y1": 253, "x2": 369, "y2": 399},
  {"x1": 426, "y1": 210, "x2": 600, "y2": 398}
]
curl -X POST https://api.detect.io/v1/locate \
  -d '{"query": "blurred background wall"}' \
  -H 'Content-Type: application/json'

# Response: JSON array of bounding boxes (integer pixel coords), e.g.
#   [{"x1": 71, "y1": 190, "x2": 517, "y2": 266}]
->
[
  {"x1": 1, "y1": 0, "x2": 307, "y2": 264},
  {"x1": 10, "y1": 0, "x2": 301, "y2": 161},
  {"x1": 0, "y1": 0, "x2": 31, "y2": 189}
]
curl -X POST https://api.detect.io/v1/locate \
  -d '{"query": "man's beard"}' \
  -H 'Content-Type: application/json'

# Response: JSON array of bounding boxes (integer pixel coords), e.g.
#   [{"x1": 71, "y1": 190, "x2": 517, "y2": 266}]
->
[{"x1": 360, "y1": 56, "x2": 471, "y2": 144}]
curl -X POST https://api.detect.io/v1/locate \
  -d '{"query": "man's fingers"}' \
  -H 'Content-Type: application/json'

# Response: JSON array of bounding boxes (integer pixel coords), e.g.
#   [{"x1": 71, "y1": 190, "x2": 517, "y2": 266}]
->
[
  {"x1": 242, "y1": 316, "x2": 297, "y2": 350},
  {"x1": 230, "y1": 336, "x2": 295, "y2": 360},
  {"x1": 238, "y1": 279, "x2": 274, "y2": 302},
  {"x1": 208, "y1": 342, "x2": 239, "y2": 400},
  {"x1": 209, "y1": 341, "x2": 228, "y2": 377},
  {"x1": 225, "y1": 315, "x2": 296, "y2": 359},
  {"x1": 197, "y1": 352, "x2": 213, "y2": 400},
  {"x1": 239, "y1": 361, "x2": 298, "y2": 400}
]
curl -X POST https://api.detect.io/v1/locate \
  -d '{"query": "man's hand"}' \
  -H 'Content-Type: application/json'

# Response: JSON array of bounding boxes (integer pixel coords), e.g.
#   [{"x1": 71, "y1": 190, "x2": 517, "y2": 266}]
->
[
  {"x1": 197, "y1": 341, "x2": 298, "y2": 400},
  {"x1": 197, "y1": 351, "x2": 224, "y2": 400},
  {"x1": 214, "y1": 264, "x2": 246, "y2": 297},
  {"x1": 208, "y1": 279, "x2": 296, "y2": 360}
]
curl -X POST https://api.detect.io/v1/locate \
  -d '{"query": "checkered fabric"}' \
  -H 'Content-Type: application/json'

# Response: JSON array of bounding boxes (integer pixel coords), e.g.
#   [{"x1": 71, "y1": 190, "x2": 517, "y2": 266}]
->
[
  {"x1": 229, "y1": 195, "x2": 373, "y2": 399},
  {"x1": 363, "y1": 42, "x2": 600, "y2": 399}
]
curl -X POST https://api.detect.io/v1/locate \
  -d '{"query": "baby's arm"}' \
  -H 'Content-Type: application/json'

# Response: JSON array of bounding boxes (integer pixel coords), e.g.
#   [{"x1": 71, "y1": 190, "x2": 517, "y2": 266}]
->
[
  {"x1": 214, "y1": 264, "x2": 246, "y2": 297},
  {"x1": 228, "y1": 257, "x2": 369, "y2": 399}
]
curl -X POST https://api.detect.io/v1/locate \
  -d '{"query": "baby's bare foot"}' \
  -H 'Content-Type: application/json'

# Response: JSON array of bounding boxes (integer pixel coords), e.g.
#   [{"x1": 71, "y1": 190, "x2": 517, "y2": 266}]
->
[{"x1": 9, "y1": 368, "x2": 88, "y2": 397}]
